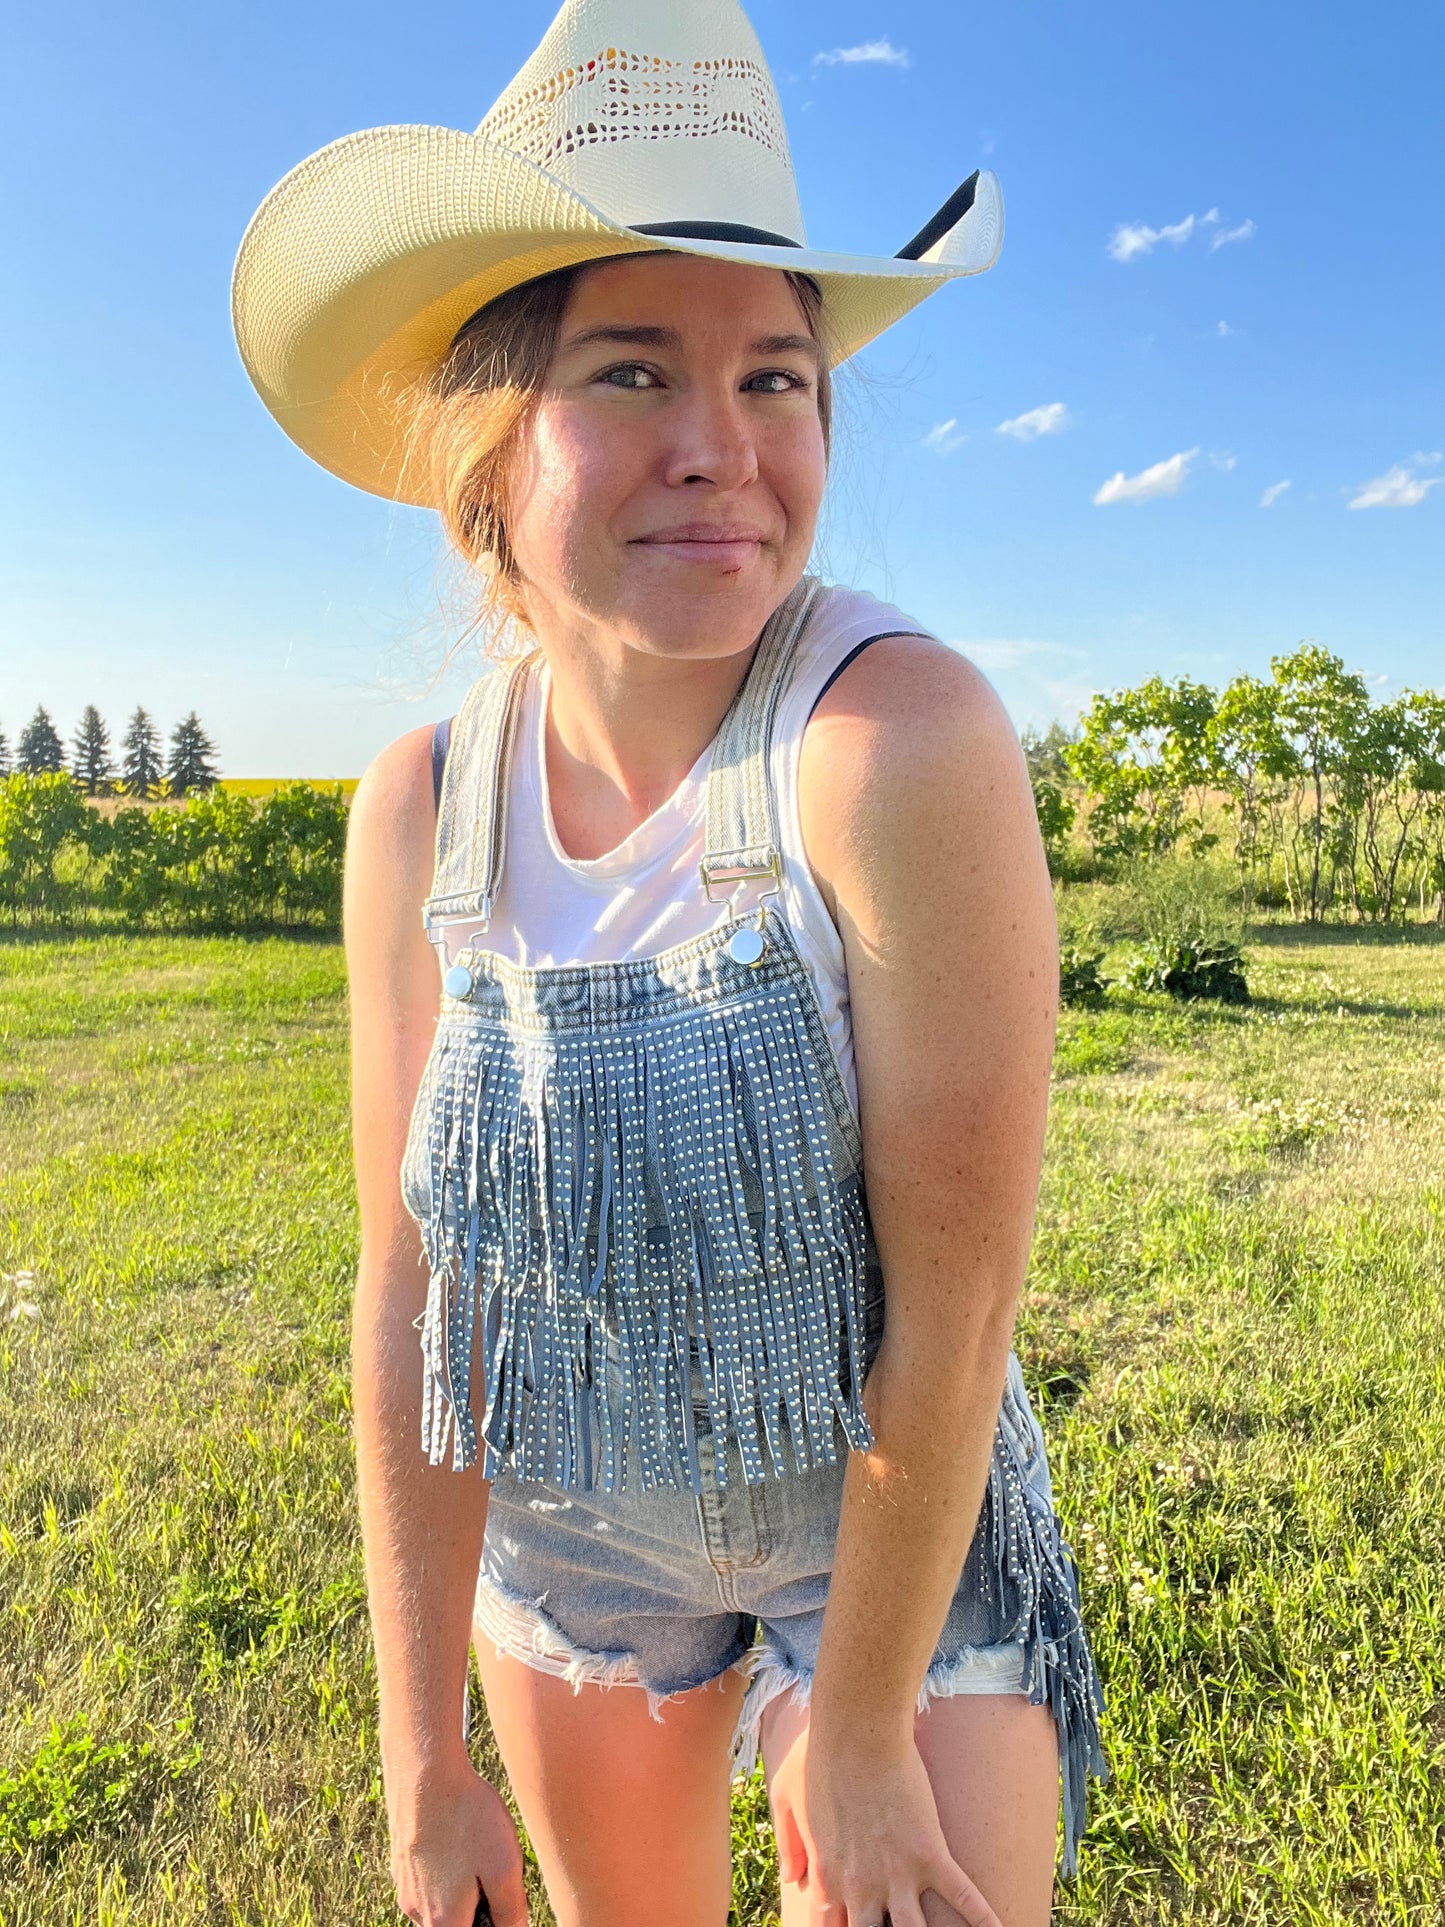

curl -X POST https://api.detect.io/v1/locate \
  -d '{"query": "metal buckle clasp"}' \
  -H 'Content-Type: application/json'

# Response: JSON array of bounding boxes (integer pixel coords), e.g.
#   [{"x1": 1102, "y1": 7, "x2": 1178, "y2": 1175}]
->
[
  {"x1": 422, "y1": 894, "x2": 493, "y2": 943},
  {"x1": 698, "y1": 853, "x2": 781, "y2": 906}
]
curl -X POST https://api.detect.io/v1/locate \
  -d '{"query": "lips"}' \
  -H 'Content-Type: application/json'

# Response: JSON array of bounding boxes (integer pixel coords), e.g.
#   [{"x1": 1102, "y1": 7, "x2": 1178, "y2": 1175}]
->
[{"x1": 631, "y1": 523, "x2": 768, "y2": 569}]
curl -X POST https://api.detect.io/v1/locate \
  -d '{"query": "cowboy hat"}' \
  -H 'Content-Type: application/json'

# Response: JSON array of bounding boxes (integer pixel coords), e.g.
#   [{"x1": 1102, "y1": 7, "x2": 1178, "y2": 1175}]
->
[{"x1": 230, "y1": 0, "x2": 1003, "y2": 507}]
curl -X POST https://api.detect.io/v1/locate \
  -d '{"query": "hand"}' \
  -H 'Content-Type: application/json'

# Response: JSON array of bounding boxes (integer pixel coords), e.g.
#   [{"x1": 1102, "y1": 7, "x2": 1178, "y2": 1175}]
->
[
  {"x1": 385, "y1": 1753, "x2": 529, "y2": 1927},
  {"x1": 770, "y1": 1728, "x2": 1003, "y2": 1927}
]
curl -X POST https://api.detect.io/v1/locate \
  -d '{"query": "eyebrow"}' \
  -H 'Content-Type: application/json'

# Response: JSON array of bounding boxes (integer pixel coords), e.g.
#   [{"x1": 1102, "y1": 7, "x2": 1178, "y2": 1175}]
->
[{"x1": 560, "y1": 323, "x2": 822, "y2": 364}]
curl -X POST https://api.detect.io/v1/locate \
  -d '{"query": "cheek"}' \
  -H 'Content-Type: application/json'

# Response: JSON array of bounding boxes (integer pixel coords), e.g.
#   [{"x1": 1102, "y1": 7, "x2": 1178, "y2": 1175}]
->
[
  {"x1": 509, "y1": 410, "x2": 636, "y2": 570},
  {"x1": 765, "y1": 418, "x2": 828, "y2": 530}
]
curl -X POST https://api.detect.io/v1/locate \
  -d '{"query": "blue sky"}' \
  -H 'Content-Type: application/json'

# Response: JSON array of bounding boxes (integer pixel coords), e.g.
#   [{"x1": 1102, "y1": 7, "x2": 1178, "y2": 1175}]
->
[{"x1": 5, "y1": 0, "x2": 1441, "y2": 776}]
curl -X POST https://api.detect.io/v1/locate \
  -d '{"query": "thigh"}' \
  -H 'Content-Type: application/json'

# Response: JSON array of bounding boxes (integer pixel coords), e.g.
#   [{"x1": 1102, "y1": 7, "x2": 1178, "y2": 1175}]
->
[
  {"x1": 759, "y1": 1687, "x2": 1058, "y2": 1927},
  {"x1": 475, "y1": 1628, "x2": 749, "y2": 1927}
]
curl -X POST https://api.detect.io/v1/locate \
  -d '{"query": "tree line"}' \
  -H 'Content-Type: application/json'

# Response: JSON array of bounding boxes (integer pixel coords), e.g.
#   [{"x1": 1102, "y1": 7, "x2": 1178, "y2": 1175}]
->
[
  {"x1": 5, "y1": 640, "x2": 1441, "y2": 934},
  {"x1": 0, "y1": 705, "x2": 219, "y2": 798},
  {"x1": 1024, "y1": 641, "x2": 1445, "y2": 922}
]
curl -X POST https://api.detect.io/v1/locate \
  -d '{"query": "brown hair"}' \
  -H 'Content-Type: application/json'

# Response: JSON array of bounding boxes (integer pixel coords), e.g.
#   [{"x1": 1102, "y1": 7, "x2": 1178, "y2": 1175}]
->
[{"x1": 404, "y1": 257, "x2": 833, "y2": 663}]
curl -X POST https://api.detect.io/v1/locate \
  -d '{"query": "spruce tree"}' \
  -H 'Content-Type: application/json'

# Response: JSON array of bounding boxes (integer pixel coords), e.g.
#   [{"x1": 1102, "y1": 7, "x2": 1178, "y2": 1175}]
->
[
  {"x1": 71, "y1": 704, "x2": 114, "y2": 795},
  {"x1": 166, "y1": 712, "x2": 219, "y2": 796},
  {"x1": 17, "y1": 707, "x2": 65, "y2": 774},
  {"x1": 121, "y1": 707, "x2": 163, "y2": 799},
  {"x1": 0, "y1": 726, "x2": 10, "y2": 778}
]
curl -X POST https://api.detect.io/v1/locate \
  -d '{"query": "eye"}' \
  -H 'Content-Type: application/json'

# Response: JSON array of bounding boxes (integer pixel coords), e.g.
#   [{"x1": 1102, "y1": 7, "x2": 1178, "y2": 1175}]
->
[
  {"x1": 597, "y1": 363, "x2": 661, "y2": 389},
  {"x1": 745, "y1": 370, "x2": 810, "y2": 395}
]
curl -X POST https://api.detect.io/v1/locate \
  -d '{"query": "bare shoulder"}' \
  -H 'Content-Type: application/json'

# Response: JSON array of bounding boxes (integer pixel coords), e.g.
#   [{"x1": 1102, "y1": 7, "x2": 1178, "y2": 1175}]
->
[
  {"x1": 343, "y1": 723, "x2": 440, "y2": 991},
  {"x1": 345, "y1": 725, "x2": 447, "y2": 1259},
  {"x1": 797, "y1": 632, "x2": 1039, "y2": 929}
]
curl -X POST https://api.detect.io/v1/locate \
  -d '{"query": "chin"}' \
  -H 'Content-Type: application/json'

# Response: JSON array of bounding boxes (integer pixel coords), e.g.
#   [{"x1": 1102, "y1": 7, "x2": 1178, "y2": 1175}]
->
[{"x1": 618, "y1": 581, "x2": 788, "y2": 660}]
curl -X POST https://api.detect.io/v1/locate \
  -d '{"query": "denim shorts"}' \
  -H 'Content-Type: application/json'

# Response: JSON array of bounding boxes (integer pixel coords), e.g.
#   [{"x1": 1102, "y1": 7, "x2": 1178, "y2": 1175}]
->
[{"x1": 472, "y1": 1338, "x2": 1092, "y2": 1832}]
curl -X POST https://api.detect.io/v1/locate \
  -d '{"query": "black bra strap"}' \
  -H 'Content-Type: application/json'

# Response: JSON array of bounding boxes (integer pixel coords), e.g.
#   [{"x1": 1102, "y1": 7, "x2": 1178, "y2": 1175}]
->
[{"x1": 806, "y1": 631, "x2": 927, "y2": 723}]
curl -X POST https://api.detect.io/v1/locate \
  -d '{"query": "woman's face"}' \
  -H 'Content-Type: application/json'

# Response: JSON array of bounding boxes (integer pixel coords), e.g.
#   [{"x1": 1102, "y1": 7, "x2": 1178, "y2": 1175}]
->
[{"x1": 504, "y1": 253, "x2": 828, "y2": 665}]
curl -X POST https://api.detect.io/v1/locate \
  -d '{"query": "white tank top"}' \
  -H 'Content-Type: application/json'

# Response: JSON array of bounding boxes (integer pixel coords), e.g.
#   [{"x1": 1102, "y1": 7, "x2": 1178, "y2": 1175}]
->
[{"x1": 478, "y1": 583, "x2": 931, "y2": 1118}]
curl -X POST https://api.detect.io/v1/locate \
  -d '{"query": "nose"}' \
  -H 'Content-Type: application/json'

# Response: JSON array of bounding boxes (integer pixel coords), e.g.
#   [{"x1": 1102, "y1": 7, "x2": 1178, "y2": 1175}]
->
[{"x1": 661, "y1": 380, "x2": 760, "y2": 492}]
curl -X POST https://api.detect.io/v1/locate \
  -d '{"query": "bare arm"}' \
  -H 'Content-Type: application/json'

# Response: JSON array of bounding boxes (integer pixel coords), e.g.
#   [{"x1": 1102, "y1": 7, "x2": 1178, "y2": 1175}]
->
[
  {"x1": 345, "y1": 726, "x2": 525, "y2": 1927},
  {"x1": 792, "y1": 634, "x2": 1058, "y2": 1916},
  {"x1": 801, "y1": 634, "x2": 1057, "y2": 1737}
]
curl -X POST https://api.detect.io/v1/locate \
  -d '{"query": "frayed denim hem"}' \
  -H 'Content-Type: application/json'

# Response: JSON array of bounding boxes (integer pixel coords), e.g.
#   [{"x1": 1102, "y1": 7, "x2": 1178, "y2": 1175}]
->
[
  {"x1": 725, "y1": 1637, "x2": 1030, "y2": 1788},
  {"x1": 471, "y1": 1568, "x2": 745, "y2": 1724}
]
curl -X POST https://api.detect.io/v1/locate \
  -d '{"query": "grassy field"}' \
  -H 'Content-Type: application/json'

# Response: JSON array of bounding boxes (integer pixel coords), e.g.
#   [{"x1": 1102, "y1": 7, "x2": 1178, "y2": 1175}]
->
[{"x1": 0, "y1": 920, "x2": 1441, "y2": 1924}]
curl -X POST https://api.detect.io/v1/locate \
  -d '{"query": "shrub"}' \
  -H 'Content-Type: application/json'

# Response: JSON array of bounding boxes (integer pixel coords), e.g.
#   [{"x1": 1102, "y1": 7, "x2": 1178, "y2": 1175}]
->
[
  {"x1": 1, "y1": 773, "x2": 348, "y2": 932},
  {"x1": 1123, "y1": 934, "x2": 1250, "y2": 1003},
  {"x1": 0, "y1": 773, "x2": 98, "y2": 923},
  {"x1": 1059, "y1": 945, "x2": 1109, "y2": 1007}
]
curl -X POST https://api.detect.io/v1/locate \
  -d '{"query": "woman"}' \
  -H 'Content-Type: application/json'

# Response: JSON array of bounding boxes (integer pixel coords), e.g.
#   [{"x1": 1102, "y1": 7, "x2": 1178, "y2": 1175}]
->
[{"x1": 232, "y1": 4, "x2": 1106, "y2": 1924}]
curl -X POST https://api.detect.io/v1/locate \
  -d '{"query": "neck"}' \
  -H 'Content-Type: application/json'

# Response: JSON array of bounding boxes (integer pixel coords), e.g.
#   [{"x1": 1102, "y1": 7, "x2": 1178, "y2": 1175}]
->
[{"x1": 523, "y1": 599, "x2": 765, "y2": 862}]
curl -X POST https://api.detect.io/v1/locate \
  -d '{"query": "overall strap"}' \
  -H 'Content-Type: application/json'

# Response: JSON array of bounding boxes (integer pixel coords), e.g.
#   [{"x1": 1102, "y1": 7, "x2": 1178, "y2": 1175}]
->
[
  {"x1": 699, "y1": 574, "x2": 822, "y2": 902},
  {"x1": 422, "y1": 647, "x2": 540, "y2": 938}
]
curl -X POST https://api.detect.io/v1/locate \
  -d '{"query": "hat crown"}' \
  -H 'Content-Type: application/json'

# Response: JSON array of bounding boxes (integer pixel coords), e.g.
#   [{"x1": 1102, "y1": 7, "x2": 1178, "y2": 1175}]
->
[{"x1": 475, "y1": 0, "x2": 806, "y2": 244}]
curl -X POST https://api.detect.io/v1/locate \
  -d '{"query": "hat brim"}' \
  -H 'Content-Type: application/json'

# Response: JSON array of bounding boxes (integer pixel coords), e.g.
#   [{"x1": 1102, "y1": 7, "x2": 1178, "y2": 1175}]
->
[{"x1": 232, "y1": 124, "x2": 1002, "y2": 505}]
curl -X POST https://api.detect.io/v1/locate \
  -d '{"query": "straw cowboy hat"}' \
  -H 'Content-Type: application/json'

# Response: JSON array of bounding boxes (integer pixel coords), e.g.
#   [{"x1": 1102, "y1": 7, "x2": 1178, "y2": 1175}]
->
[{"x1": 231, "y1": 0, "x2": 1003, "y2": 507}]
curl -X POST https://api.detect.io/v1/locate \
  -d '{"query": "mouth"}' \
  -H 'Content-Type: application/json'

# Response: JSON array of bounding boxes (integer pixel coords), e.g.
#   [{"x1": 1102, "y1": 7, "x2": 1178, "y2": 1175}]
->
[{"x1": 631, "y1": 525, "x2": 768, "y2": 570}]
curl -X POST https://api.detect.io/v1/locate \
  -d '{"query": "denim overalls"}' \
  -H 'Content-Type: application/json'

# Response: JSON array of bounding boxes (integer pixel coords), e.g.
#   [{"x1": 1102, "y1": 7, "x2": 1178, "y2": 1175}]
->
[{"x1": 400, "y1": 575, "x2": 1106, "y2": 1869}]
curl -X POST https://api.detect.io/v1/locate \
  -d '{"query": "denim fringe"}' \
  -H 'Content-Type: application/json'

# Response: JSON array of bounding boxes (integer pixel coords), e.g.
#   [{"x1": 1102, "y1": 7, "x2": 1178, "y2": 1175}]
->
[
  {"x1": 983, "y1": 1421, "x2": 1109, "y2": 1877},
  {"x1": 723, "y1": 1422, "x2": 1107, "y2": 1879},
  {"x1": 411, "y1": 984, "x2": 880, "y2": 1495}
]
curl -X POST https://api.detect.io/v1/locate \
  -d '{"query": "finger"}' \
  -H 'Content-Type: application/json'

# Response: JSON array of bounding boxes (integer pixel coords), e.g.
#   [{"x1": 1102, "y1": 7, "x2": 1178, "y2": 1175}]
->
[
  {"x1": 846, "y1": 1894, "x2": 896, "y2": 1927},
  {"x1": 480, "y1": 1870, "x2": 531, "y2": 1927},
  {"x1": 929, "y1": 1854, "x2": 1005, "y2": 1927},
  {"x1": 775, "y1": 1798, "x2": 810, "y2": 1888}
]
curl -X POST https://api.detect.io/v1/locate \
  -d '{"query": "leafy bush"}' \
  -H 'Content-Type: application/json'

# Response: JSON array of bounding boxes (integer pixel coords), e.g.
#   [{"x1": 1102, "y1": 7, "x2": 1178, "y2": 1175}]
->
[
  {"x1": 1123, "y1": 934, "x2": 1250, "y2": 1003},
  {"x1": 0, "y1": 773, "x2": 347, "y2": 932},
  {"x1": 0, "y1": 773, "x2": 100, "y2": 923},
  {"x1": 1060, "y1": 944, "x2": 1109, "y2": 1007},
  {"x1": 1105, "y1": 855, "x2": 1251, "y2": 1000}
]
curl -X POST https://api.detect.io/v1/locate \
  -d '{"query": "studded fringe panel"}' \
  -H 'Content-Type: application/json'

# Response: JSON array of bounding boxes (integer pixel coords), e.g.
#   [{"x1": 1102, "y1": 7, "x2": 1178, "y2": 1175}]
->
[
  {"x1": 983, "y1": 1405, "x2": 1109, "y2": 1878},
  {"x1": 401, "y1": 909, "x2": 879, "y2": 1495}
]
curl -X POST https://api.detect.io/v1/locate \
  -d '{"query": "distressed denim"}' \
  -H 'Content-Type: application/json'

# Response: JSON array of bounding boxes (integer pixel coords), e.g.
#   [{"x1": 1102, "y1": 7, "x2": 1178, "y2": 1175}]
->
[{"x1": 474, "y1": 1340, "x2": 1105, "y2": 1873}]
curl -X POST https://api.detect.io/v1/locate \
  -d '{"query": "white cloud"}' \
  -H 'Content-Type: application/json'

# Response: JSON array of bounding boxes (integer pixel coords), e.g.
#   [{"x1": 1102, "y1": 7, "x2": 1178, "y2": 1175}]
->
[
  {"x1": 1093, "y1": 447, "x2": 1200, "y2": 505},
  {"x1": 996, "y1": 402, "x2": 1070, "y2": 440},
  {"x1": 923, "y1": 418, "x2": 966, "y2": 455},
  {"x1": 1209, "y1": 450, "x2": 1237, "y2": 471},
  {"x1": 1108, "y1": 215, "x2": 1196, "y2": 263},
  {"x1": 1210, "y1": 219, "x2": 1256, "y2": 250},
  {"x1": 813, "y1": 37, "x2": 910, "y2": 67},
  {"x1": 1216, "y1": 319, "x2": 1237, "y2": 337},
  {"x1": 1260, "y1": 480, "x2": 1292, "y2": 509},
  {"x1": 1108, "y1": 210, "x2": 1253, "y2": 262},
  {"x1": 1348, "y1": 459, "x2": 1444, "y2": 510}
]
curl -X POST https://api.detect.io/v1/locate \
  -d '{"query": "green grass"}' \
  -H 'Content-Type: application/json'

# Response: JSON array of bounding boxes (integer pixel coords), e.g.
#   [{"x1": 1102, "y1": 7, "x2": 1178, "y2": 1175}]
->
[{"x1": 0, "y1": 923, "x2": 1442, "y2": 1923}]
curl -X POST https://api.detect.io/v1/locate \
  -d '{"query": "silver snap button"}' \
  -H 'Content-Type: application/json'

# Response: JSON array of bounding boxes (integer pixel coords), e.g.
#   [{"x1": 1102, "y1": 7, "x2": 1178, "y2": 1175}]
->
[
  {"x1": 727, "y1": 926, "x2": 766, "y2": 968},
  {"x1": 443, "y1": 962, "x2": 474, "y2": 1000}
]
